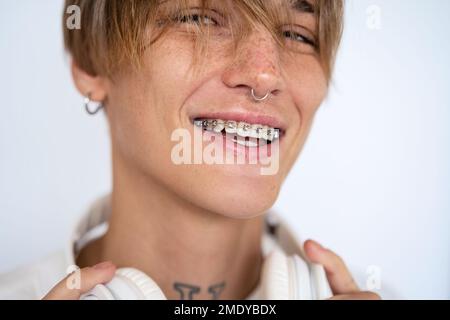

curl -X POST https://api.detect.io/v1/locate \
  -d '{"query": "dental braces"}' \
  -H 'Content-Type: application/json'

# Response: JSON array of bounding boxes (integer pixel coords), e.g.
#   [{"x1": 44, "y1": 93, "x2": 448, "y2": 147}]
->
[{"x1": 194, "y1": 119, "x2": 280, "y2": 141}]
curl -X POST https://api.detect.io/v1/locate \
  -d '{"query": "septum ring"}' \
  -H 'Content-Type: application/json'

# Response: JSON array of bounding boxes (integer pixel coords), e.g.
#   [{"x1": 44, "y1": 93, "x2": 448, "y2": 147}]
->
[
  {"x1": 84, "y1": 93, "x2": 104, "y2": 115},
  {"x1": 251, "y1": 88, "x2": 270, "y2": 102}
]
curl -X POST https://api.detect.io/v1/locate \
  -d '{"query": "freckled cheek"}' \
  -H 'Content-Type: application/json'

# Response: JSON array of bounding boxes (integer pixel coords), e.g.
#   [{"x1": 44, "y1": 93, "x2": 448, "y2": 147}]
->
[
  {"x1": 112, "y1": 64, "x2": 180, "y2": 139},
  {"x1": 141, "y1": 45, "x2": 196, "y2": 127}
]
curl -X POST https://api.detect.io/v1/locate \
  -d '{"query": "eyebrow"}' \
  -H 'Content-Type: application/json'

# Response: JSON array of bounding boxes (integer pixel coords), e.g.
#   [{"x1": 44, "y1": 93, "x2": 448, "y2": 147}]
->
[{"x1": 291, "y1": 0, "x2": 315, "y2": 14}]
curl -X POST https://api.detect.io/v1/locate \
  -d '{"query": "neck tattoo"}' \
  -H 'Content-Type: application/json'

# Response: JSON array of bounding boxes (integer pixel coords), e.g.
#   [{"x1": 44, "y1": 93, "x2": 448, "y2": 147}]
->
[{"x1": 173, "y1": 281, "x2": 226, "y2": 300}]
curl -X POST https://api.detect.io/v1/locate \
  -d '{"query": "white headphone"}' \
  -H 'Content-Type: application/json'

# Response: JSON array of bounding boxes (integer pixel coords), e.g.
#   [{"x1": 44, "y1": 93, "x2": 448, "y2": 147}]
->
[
  {"x1": 74, "y1": 196, "x2": 332, "y2": 300},
  {"x1": 80, "y1": 249, "x2": 331, "y2": 300}
]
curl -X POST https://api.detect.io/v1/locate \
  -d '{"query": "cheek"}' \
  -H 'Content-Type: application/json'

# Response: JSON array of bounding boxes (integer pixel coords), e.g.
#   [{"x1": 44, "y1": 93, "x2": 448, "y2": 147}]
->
[
  {"x1": 106, "y1": 78, "x2": 158, "y2": 167},
  {"x1": 286, "y1": 56, "x2": 327, "y2": 130},
  {"x1": 280, "y1": 56, "x2": 327, "y2": 172},
  {"x1": 108, "y1": 40, "x2": 195, "y2": 149},
  {"x1": 105, "y1": 36, "x2": 216, "y2": 190}
]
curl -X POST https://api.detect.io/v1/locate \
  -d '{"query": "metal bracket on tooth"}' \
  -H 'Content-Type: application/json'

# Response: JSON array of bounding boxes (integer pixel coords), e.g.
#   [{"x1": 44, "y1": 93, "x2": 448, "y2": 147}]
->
[
  {"x1": 194, "y1": 120, "x2": 204, "y2": 128},
  {"x1": 194, "y1": 119, "x2": 280, "y2": 140},
  {"x1": 273, "y1": 129, "x2": 280, "y2": 140}
]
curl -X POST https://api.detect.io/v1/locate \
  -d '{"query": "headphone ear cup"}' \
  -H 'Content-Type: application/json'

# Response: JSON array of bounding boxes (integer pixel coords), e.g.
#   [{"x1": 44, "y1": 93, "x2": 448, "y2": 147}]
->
[
  {"x1": 110, "y1": 268, "x2": 167, "y2": 300},
  {"x1": 261, "y1": 250, "x2": 290, "y2": 300},
  {"x1": 308, "y1": 263, "x2": 333, "y2": 300},
  {"x1": 81, "y1": 284, "x2": 115, "y2": 300},
  {"x1": 261, "y1": 250, "x2": 321, "y2": 300},
  {"x1": 288, "y1": 255, "x2": 313, "y2": 300},
  {"x1": 80, "y1": 268, "x2": 167, "y2": 300}
]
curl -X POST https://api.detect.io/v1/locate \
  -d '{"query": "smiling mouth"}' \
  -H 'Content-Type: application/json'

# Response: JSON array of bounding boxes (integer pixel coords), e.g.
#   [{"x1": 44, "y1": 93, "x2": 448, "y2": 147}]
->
[{"x1": 193, "y1": 118, "x2": 283, "y2": 147}]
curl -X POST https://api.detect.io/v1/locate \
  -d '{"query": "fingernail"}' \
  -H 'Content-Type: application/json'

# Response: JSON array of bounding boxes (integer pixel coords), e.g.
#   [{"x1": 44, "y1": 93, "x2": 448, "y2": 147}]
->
[
  {"x1": 93, "y1": 261, "x2": 113, "y2": 270},
  {"x1": 310, "y1": 240, "x2": 324, "y2": 250}
]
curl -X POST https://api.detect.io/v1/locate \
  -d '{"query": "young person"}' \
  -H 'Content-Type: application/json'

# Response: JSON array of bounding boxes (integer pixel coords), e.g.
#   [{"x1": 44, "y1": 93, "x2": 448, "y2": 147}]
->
[{"x1": 0, "y1": 0, "x2": 380, "y2": 300}]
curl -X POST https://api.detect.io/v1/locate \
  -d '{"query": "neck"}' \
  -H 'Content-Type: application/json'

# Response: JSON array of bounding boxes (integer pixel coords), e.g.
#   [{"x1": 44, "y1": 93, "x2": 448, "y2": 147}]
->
[{"x1": 77, "y1": 152, "x2": 265, "y2": 300}]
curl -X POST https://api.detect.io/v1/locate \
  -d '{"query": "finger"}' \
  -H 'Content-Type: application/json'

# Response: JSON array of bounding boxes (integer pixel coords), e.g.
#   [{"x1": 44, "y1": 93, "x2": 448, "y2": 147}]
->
[
  {"x1": 43, "y1": 261, "x2": 116, "y2": 300},
  {"x1": 329, "y1": 291, "x2": 381, "y2": 300},
  {"x1": 304, "y1": 240, "x2": 359, "y2": 295}
]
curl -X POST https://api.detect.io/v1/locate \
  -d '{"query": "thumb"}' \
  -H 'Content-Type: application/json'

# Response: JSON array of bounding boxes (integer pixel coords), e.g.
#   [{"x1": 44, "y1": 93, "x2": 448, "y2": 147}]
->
[
  {"x1": 43, "y1": 261, "x2": 116, "y2": 300},
  {"x1": 304, "y1": 240, "x2": 359, "y2": 295}
]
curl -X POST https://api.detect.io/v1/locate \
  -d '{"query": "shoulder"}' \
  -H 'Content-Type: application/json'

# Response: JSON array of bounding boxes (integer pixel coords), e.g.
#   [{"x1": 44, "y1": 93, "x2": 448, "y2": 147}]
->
[{"x1": 0, "y1": 251, "x2": 68, "y2": 300}]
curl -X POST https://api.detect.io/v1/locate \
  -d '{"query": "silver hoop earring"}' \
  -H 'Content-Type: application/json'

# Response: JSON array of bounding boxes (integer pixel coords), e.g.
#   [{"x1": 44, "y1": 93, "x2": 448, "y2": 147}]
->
[
  {"x1": 84, "y1": 93, "x2": 104, "y2": 115},
  {"x1": 251, "y1": 88, "x2": 270, "y2": 102}
]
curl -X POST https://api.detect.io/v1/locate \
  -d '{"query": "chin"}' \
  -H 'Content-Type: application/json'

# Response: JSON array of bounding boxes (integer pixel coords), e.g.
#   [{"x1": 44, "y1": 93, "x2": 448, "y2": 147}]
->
[
  {"x1": 180, "y1": 164, "x2": 283, "y2": 219},
  {"x1": 210, "y1": 193, "x2": 279, "y2": 220}
]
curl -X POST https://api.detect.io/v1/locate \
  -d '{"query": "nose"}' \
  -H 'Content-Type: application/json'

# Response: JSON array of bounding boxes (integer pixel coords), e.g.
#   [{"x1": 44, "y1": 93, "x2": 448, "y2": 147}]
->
[{"x1": 221, "y1": 26, "x2": 285, "y2": 100}]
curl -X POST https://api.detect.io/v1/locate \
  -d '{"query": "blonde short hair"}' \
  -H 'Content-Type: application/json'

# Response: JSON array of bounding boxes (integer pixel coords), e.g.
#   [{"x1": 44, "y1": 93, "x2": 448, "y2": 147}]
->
[{"x1": 63, "y1": 0, "x2": 344, "y2": 81}]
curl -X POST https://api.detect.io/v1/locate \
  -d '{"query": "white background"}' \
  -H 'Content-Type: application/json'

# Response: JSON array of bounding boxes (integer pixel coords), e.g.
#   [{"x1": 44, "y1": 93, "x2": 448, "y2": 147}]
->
[{"x1": 0, "y1": 0, "x2": 449, "y2": 299}]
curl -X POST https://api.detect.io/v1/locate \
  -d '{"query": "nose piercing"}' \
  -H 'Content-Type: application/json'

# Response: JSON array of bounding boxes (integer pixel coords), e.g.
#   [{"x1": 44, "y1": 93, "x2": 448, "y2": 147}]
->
[{"x1": 251, "y1": 88, "x2": 270, "y2": 102}]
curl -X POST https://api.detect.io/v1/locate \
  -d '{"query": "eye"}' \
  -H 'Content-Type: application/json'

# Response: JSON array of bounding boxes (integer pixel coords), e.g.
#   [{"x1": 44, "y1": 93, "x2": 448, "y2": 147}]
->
[
  {"x1": 175, "y1": 13, "x2": 218, "y2": 27},
  {"x1": 283, "y1": 30, "x2": 316, "y2": 47}
]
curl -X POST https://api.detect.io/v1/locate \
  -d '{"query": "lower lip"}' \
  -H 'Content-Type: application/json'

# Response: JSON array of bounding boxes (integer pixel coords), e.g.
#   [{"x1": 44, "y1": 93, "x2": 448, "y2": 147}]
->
[{"x1": 200, "y1": 130, "x2": 279, "y2": 164}]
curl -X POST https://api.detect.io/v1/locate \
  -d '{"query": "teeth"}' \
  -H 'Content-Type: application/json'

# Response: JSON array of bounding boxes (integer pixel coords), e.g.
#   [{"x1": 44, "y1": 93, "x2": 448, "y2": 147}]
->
[
  {"x1": 260, "y1": 125, "x2": 269, "y2": 140},
  {"x1": 234, "y1": 137, "x2": 259, "y2": 148},
  {"x1": 237, "y1": 122, "x2": 252, "y2": 137},
  {"x1": 194, "y1": 118, "x2": 281, "y2": 142},
  {"x1": 265, "y1": 127, "x2": 276, "y2": 142},
  {"x1": 249, "y1": 124, "x2": 262, "y2": 139},
  {"x1": 273, "y1": 130, "x2": 280, "y2": 140},
  {"x1": 246, "y1": 139, "x2": 259, "y2": 147},
  {"x1": 225, "y1": 120, "x2": 237, "y2": 134},
  {"x1": 213, "y1": 119, "x2": 225, "y2": 133}
]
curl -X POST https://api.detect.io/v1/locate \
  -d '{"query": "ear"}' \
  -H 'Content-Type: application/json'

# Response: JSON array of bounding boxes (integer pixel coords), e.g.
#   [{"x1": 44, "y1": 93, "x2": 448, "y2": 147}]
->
[{"x1": 71, "y1": 60, "x2": 108, "y2": 102}]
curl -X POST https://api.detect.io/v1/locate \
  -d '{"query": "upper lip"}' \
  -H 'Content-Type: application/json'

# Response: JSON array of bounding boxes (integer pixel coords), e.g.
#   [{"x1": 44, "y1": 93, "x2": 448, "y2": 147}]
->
[{"x1": 188, "y1": 109, "x2": 287, "y2": 132}]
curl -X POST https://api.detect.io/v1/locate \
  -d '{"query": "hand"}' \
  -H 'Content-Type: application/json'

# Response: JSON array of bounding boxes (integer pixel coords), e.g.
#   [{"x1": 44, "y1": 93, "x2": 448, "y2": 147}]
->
[
  {"x1": 304, "y1": 240, "x2": 381, "y2": 300},
  {"x1": 43, "y1": 261, "x2": 116, "y2": 300}
]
